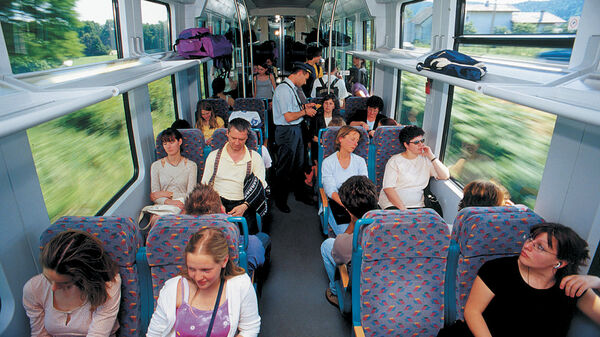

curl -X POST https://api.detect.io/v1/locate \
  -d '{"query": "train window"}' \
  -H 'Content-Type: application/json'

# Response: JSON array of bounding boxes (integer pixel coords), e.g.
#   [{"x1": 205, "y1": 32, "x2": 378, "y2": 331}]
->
[
  {"x1": 2, "y1": 0, "x2": 119, "y2": 75},
  {"x1": 443, "y1": 86, "x2": 556, "y2": 208},
  {"x1": 363, "y1": 19, "x2": 375, "y2": 90},
  {"x1": 149, "y1": 76, "x2": 177, "y2": 138},
  {"x1": 141, "y1": 0, "x2": 172, "y2": 53},
  {"x1": 395, "y1": 71, "x2": 426, "y2": 127},
  {"x1": 457, "y1": 0, "x2": 583, "y2": 63},
  {"x1": 27, "y1": 96, "x2": 135, "y2": 222},
  {"x1": 345, "y1": 18, "x2": 355, "y2": 70},
  {"x1": 400, "y1": 0, "x2": 433, "y2": 51},
  {"x1": 198, "y1": 63, "x2": 209, "y2": 100}
]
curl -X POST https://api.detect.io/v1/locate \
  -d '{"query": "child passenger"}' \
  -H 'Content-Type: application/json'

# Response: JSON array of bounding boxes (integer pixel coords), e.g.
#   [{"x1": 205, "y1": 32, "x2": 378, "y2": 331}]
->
[
  {"x1": 23, "y1": 230, "x2": 121, "y2": 337},
  {"x1": 146, "y1": 227, "x2": 261, "y2": 337}
]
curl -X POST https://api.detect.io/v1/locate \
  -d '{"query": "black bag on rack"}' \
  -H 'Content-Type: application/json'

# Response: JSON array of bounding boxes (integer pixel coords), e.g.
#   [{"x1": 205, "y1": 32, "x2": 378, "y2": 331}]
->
[{"x1": 416, "y1": 49, "x2": 486, "y2": 81}]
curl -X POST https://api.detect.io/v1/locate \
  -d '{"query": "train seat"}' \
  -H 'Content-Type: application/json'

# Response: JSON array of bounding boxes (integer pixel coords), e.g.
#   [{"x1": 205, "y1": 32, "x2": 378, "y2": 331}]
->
[
  {"x1": 233, "y1": 97, "x2": 269, "y2": 141},
  {"x1": 445, "y1": 205, "x2": 544, "y2": 323},
  {"x1": 155, "y1": 128, "x2": 206, "y2": 182},
  {"x1": 352, "y1": 209, "x2": 450, "y2": 337},
  {"x1": 344, "y1": 96, "x2": 368, "y2": 120},
  {"x1": 198, "y1": 98, "x2": 231, "y2": 125},
  {"x1": 144, "y1": 214, "x2": 248, "y2": 310},
  {"x1": 369, "y1": 126, "x2": 405, "y2": 194},
  {"x1": 40, "y1": 216, "x2": 143, "y2": 337},
  {"x1": 317, "y1": 126, "x2": 369, "y2": 236}
]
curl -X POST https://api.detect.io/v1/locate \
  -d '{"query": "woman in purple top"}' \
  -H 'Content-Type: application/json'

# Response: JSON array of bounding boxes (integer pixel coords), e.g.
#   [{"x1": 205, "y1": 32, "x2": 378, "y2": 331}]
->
[{"x1": 147, "y1": 228, "x2": 260, "y2": 337}]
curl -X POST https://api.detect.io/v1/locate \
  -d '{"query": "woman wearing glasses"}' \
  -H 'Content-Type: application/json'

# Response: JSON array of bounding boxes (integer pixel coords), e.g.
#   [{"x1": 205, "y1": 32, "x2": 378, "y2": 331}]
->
[
  {"x1": 378, "y1": 125, "x2": 449, "y2": 210},
  {"x1": 453, "y1": 223, "x2": 600, "y2": 337}
]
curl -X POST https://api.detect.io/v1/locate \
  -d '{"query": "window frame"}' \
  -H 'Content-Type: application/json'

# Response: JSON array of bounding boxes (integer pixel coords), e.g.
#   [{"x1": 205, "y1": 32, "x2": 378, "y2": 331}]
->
[{"x1": 141, "y1": 0, "x2": 173, "y2": 53}]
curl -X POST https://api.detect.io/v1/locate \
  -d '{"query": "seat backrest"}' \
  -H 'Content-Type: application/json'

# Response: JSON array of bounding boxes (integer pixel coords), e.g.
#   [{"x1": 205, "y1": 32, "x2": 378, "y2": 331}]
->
[
  {"x1": 210, "y1": 128, "x2": 259, "y2": 153},
  {"x1": 370, "y1": 126, "x2": 405, "y2": 193},
  {"x1": 155, "y1": 128, "x2": 206, "y2": 181},
  {"x1": 450, "y1": 205, "x2": 544, "y2": 320},
  {"x1": 198, "y1": 98, "x2": 231, "y2": 125},
  {"x1": 318, "y1": 126, "x2": 369, "y2": 188},
  {"x1": 344, "y1": 96, "x2": 368, "y2": 119},
  {"x1": 357, "y1": 209, "x2": 450, "y2": 336},
  {"x1": 233, "y1": 98, "x2": 266, "y2": 126},
  {"x1": 40, "y1": 216, "x2": 143, "y2": 337},
  {"x1": 145, "y1": 214, "x2": 242, "y2": 307}
]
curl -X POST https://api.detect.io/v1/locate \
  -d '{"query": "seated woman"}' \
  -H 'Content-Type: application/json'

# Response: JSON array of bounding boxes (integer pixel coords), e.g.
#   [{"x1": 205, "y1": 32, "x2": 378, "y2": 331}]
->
[
  {"x1": 321, "y1": 126, "x2": 369, "y2": 224},
  {"x1": 308, "y1": 93, "x2": 342, "y2": 179},
  {"x1": 212, "y1": 77, "x2": 235, "y2": 109},
  {"x1": 458, "y1": 179, "x2": 512, "y2": 211},
  {"x1": 184, "y1": 184, "x2": 270, "y2": 273},
  {"x1": 147, "y1": 227, "x2": 261, "y2": 337},
  {"x1": 379, "y1": 125, "x2": 450, "y2": 210},
  {"x1": 447, "y1": 223, "x2": 600, "y2": 337},
  {"x1": 148, "y1": 128, "x2": 197, "y2": 225},
  {"x1": 195, "y1": 102, "x2": 225, "y2": 141},
  {"x1": 23, "y1": 230, "x2": 121, "y2": 337}
]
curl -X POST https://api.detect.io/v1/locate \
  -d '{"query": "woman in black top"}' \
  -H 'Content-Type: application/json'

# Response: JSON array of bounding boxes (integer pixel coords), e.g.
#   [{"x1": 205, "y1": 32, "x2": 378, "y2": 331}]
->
[{"x1": 462, "y1": 223, "x2": 600, "y2": 337}]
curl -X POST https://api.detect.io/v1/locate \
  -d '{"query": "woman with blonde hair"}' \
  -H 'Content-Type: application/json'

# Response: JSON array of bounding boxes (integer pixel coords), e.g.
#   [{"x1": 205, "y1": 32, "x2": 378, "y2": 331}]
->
[
  {"x1": 147, "y1": 227, "x2": 260, "y2": 337},
  {"x1": 321, "y1": 126, "x2": 368, "y2": 224},
  {"x1": 23, "y1": 230, "x2": 121, "y2": 336},
  {"x1": 195, "y1": 102, "x2": 225, "y2": 140}
]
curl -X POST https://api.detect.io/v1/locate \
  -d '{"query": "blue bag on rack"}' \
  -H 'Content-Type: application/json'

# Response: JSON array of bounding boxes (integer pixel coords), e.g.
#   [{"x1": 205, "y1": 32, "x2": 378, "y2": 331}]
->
[{"x1": 416, "y1": 49, "x2": 487, "y2": 81}]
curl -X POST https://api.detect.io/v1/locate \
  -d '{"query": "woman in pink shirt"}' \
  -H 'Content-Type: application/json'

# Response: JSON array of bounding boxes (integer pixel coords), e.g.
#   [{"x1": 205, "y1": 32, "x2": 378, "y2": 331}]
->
[{"x1": 23, "y1": 230, "x2": 121, "y2": 337}]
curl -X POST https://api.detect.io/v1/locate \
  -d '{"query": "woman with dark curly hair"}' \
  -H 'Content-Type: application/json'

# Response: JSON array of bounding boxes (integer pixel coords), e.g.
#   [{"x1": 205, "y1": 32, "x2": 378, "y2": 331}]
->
[{"x1": 23, "y1": 230, "x2": 121, "y2": 337}]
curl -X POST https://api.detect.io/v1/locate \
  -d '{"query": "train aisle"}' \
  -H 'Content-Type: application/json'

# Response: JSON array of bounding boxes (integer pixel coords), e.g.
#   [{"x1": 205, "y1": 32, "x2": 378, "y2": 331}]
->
[{"x1": 258, "y1": 198, "x2": 351, "y2": 336}]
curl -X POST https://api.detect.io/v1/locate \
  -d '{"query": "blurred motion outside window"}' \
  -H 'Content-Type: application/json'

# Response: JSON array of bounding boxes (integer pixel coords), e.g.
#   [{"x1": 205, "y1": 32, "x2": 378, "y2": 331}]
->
[
  {"x1": 395, "y1": 71, "x2": 426, "y2": 127},
  {"x1": 141, "y1": 0, "x2": 171, "y2": 53},
  {"x1": 149, "y1": 76, "x2": 177, "y2": 139},
  {"x1": 1, "y1": 0, "x2": 119, "y2": 74},
  {"x1": 401, "y1": 0, "x2": 433, "y2": 51},
  {"x1": 443, "y1": 87, "x2": 556, "y2": 208},
  {"x1": 459, "y1": 0, "x2": 583, "y2": 64},
  {"x1": 363, "y1": 19, "x2": 374, "y2": 91},
  {"x1": 27, "y1": 96, "x2": 134, "y2": 222}
]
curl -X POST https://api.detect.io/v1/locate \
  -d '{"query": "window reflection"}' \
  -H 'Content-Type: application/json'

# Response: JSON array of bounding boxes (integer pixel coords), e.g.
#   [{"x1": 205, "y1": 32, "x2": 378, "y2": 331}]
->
[
  {"x1": 141, "y1": 0, "x2": 171, "y2": 53},
  {"x1": 149, "y1": 76, "x2": 177, "y2": 138},
  {"x1": 395, "y1": 72, "x2": 426, "y2": 127}
]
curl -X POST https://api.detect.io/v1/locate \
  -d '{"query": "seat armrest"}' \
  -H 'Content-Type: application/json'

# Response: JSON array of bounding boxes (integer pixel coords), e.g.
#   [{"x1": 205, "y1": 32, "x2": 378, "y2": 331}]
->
[
  {"x1": 339, "y1": 264, "x2": 349, "y2": 288},
  {"x1": 353, "y1": 325, "x2": 365, "y2": 337},
  {"x1": 319, "y1": 188, "x2": 329, "y2": 208}
]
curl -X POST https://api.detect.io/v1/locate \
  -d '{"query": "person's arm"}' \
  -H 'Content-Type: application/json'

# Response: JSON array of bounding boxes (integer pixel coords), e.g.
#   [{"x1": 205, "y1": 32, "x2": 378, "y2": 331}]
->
[
  {"x1": 87, "y1": 275, "x2": 121, "y2": 337},
  {"x1": 562, "y1": 274, "x2": 600, "y2": 324},
  {"x1": 251, "y1": 151, "x2": 267, "y2": 188},
  {"x1": 576, "y1": 287, "x2": 600, "y2": 325},
  {"x1": 464, "y1": 276, "x2": 495, "y2": 337},
  {"x1": 253, "y1": 75, "x2": 257, "y2": 97},
  {"x1": 269, "y1": 74, "x2": 276, "y2": 90},
  {"x1": 284, "y1": 106, "x2": 316, "y2": 123},
  {"x1": 150, "y1": 162, "x2": 170, "y2": 204},
  {"x1": 235, "y1": 276, "x2": 261, "y2": 337},
  {"x1": 201, "y1": 152, "x2": 216, "y2": 185},
  {"x1": 423, "y1": 146, "x2": 450, "y2": 180},
  {"x1": 321, "y1": 156, "x2": 338, "y2": 200},
  {"x1": 383, "y1": 188, "x2": 406, "y2": 210},
  {"x1": 147, "y1": 278, "x2": 178, "y2": 337},
  {"x1": 22, "y1": 277, "x2": 52, "y2": 337},
  {"x1": 186, "y1": 161, "x2": 198, "y2": 195}
]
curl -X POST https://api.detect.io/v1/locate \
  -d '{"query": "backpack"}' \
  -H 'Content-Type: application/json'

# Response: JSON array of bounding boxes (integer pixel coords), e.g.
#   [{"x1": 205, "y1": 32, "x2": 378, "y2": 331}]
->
[
  {"x1": 174, "y1": 28, "x2": 233, "y2": 59},
  {"x1": 316, "y1": 77, "x2": 340, "y2": 98},
  {"x1": 416, "y1": 49, "x2": 487, "y2": 81}
]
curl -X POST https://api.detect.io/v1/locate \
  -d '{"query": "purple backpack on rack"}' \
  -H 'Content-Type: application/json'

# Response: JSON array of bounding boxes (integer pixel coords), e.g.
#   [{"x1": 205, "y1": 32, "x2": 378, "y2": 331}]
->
[{"x1": 174, "y1": 28, "x2": 233, "y2": 59}]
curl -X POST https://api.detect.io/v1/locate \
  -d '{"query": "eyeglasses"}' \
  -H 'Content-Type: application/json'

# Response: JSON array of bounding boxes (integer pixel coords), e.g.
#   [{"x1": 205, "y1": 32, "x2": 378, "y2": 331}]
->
[
  {"x1": 409, "y1": 139, "x2": 425, "y2": 145},
  {"x1": 523, "y1": 234, "x2": 556, "y2": 255}
]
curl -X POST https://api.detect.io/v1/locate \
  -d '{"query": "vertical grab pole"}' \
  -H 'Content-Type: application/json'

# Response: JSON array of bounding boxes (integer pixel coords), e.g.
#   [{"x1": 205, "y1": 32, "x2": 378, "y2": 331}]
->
[
  {"x1": 234, "y1": 0, "x2": 247, "y2": 97},
  {"x1": 327, "y1": 0, "x2": 339, "y2": 93},
  {"x1": 240, "y1": 0, "x2": 255, "y2": 97},
  {"x1": 316, "y1": 2, "x2": 325, "y2": 47}
]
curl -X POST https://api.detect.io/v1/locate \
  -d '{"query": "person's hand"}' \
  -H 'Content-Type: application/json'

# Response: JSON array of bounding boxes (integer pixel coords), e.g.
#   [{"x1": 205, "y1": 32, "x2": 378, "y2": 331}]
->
[
  {"x1": 164, "y1": 199, "x2": 184, "y2": 210},
  {"x1": 361, "y1": 122, "x2": 370, "y2": 130},
  {"x1": 305, "y1": 107, "x2": 317, "y2": 117},
  {"x1": 368, "y1": 130, "x2": 375, "y2": 138},
  {"x1": 227, "y1": 203, "x2": 249, "y2": 217},
  {"x1": 422, "y1": 145, "x2": 435, "y2": 160},
  {"x1": 151, "y1": 191, "x2": 173, "y2": 200},
  {"x1": 305, "y1": 102, "x2": 317, "y2": 109},
  {"x1": 503, "y1": 199, "x2": 515, "y2": 206},
  {"x1": 206, "y1": 137, "x2": 213, "y2": 146},
  {"x1": 313, "y1": 135, "x2": 318, "y2": 142},
  {"x1": 560, "y1": 275, "x2": 600, "y2": 297}
]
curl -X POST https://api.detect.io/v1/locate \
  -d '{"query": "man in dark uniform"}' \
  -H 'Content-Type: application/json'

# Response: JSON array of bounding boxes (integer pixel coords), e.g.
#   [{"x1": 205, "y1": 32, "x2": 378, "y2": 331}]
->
[{"x1": 272, "y1": 66, "x2": 318, "y2": 213}]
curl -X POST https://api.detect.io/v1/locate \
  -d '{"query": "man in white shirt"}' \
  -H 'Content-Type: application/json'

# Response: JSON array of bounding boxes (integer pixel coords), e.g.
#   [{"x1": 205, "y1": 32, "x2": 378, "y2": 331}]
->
[{"x1": 311, "y1": 58, "x2": 350, "y2": 107}]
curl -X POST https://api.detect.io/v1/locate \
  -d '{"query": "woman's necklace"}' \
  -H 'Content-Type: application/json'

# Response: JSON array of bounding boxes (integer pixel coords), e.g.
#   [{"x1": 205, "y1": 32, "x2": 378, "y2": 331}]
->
[{"x1": 167, "y1": 155, "x2": 182, "y2": 167}]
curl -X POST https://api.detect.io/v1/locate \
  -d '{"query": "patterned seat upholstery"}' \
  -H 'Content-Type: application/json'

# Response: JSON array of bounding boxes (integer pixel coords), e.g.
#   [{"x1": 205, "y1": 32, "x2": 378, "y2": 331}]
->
[
  {"x1": 317, "y1": 126, "x2": 369, "y2": 235},
  {"x1": 354, "y1": 209, "x2": 450, "y2": 337},
  {"x1": 447, "y1": 205, "x2": 544, "y2": 321},
  {"x1": 155, "y1": 128, "x2": 206, "y2": 181},
  {"x1": 145, "y1": 214, "x2": 244, "y2": 308},
  {"x1": 40, "y1": 216, "x2": 143, "y2": 337},
  {"x1": 370, "y1": 126, "x2": 405, "y2": 193},
  {"x1": 198, "y1": 98, "x2": 230, "y2": 125},
  {"x1": 344, "y1": 96, "x2": 368, "y2": 119},
  {"x1": 209, "y1": 128, "x2": 259, "y2": 153}
]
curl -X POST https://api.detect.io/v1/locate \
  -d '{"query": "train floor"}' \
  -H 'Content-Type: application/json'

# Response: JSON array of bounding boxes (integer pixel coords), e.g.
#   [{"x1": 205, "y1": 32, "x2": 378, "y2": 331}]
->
[{"x1": 258, "y1": 197, "x2": 352, "y2": 336}]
